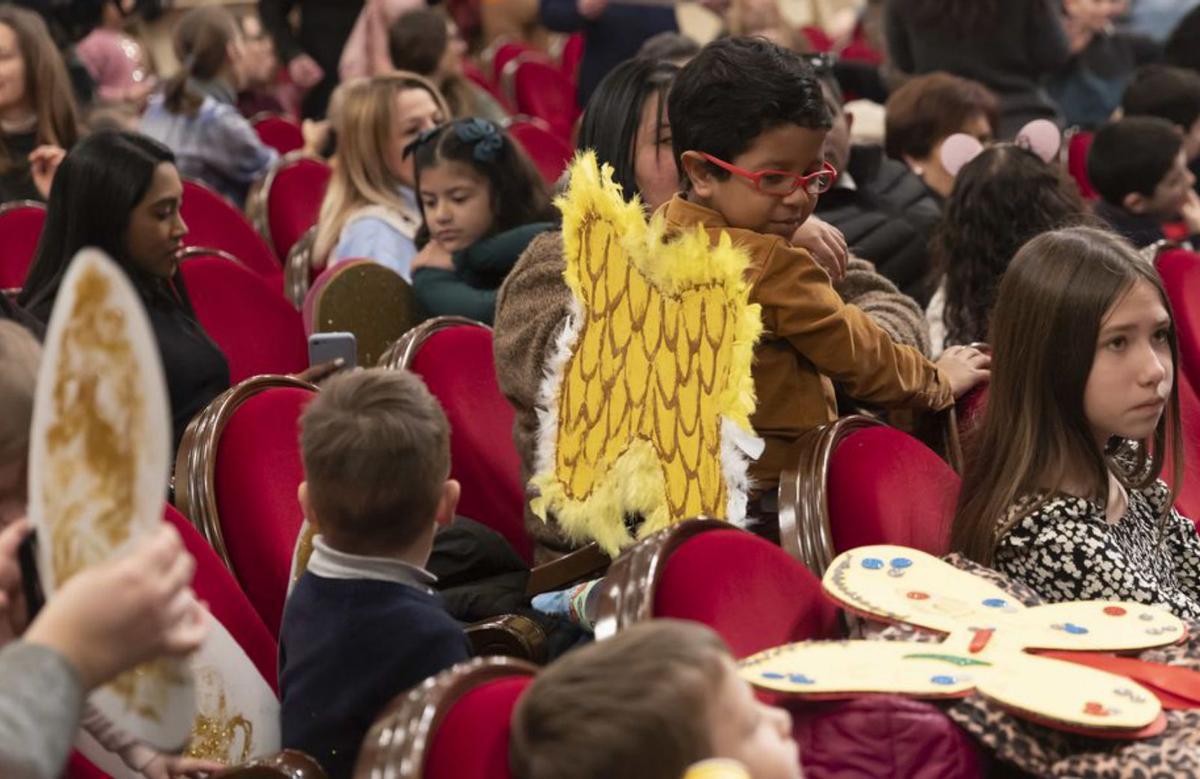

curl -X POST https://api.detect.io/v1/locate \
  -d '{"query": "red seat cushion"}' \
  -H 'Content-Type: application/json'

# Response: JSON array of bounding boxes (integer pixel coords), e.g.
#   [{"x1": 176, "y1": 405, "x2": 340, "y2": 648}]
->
[
  {"x1": 1156, "y1": 249, "x2": 1200, "y2": 389},
  {"x1": 559, "y1": 33, "x2": 584, "y2": 80},
  {"x1": 181, "y1": 179, "x2": 282, "y2": 283},
  {"x1": 508, "y1": 120, "x2": 573, "y2": 186},
  {"x1": 654, "y1": 529, "x2": 840, "y2": 659},
  {"x1": 0, "y1": 202, "x2": 45, "y2": 289},
  {"x1": 1069, "y1": 131, "x2": 1099, "y2": 201},
  {"x1": 410, "y1": 326, "x2": 530, "y2": 562},
  {"x1": 425, "y1": 677, "x2": 531, "y2": 779},
  {"x1": 266, "y1": 157, "x2": 331, "y2": 262},
  {"x1": 492, "y1": 41, "x2": 539, "y2": 81},
  {"x1": 213, "y1": 386, "x2": 313, "y2": 634},
  {"x1": 253, "y1": 115, "x2": 305, "y2": 155},
  {"x1": 1165, "y1": 369, "x2": 1200, "y2": 522},
  {"x1": 512, "y1": 61, "x2": 579, "y2": 141},
  {"x1": 163, "y1": 504, "x2": 278, "y2": 691},
  {"x1": 826, "y1": 427, "x2": 959, "y2": 556},
  {"x1": 180, "y1": 255, "x2": 308, "y2": 383}
]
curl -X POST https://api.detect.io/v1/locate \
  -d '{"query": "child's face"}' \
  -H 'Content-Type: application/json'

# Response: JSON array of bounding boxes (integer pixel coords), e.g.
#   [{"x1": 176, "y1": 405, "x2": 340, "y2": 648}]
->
[
  {"x1": 633, "y1": 92, "x2": 678, "y2": 213},
  {"x1": 683, "y1": 124, "x2": 828, "y2": 239},
  {"x1": 418, "y1": 160, "x2": 495, "y2": 252},
  {"x1": 708, "y1": 658, "x2": 802, "y2": 779},
  {"x1": 1084, "y1": 279, "x2": 1173, "y2": 447},
  {"x1": 1139, "y1": 150, "x2": 1196, "y2": 219}
]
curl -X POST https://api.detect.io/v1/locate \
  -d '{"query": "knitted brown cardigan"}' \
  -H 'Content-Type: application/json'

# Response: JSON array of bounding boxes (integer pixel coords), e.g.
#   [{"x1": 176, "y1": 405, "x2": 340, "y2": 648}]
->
[{"x1": 492, "y1": 230, "x2": 930, "y2": 561}]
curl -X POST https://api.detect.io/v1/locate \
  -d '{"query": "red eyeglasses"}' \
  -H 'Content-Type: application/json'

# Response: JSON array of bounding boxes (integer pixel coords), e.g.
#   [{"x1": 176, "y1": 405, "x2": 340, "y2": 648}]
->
[{"x1": 700, "y1": 153, "x2": 838, "y2": 196}]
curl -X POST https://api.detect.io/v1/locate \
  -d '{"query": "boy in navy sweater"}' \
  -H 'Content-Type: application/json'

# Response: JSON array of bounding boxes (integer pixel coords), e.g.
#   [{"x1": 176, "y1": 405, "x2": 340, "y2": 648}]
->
[{"x1": 279, "y1": 368, "x2": 469, "y2": 778}]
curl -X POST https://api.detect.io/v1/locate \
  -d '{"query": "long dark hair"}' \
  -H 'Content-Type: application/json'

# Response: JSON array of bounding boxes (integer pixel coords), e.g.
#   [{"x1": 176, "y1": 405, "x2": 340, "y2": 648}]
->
[
  {"x1": 19, "y1": 131, "x2": 192, "y2": 321},
  {"x1": 951, "y1": 227, "x2": 1182, "y2": 566},
  {"x1": 932, "y1": 144, "x2": 1089, "y2": 347},
  {"x1": 577, "y1": 58, "x2": 679, "y2": 201},
  {"x1": 902, "y1": 0, "x2": 1006, "y2": 34},
  {"x1": 410, "y1": 118, "x2": 556, "y2": 245}
]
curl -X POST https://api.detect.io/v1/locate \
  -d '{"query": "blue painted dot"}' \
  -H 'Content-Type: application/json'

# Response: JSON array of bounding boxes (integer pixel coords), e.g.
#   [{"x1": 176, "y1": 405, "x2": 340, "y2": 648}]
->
[
  {"x1": 762, "y1": 672, "x2": 785, "y2": 680},
  {"x1": 983, "y1": 598, "x2": 1007, "y2": 608},
  {"x1": 862, "y1": 558, "x2": 884, "y2": 570},
  {"x1": 1064, "y1": 623, "x2": 1089, "y2": 635},
  {"x1": 931, "y1": 675, "x2": 957, "y2": 685},
  {"x1": 788, "y1": 674, "x2": 816, "y2": 685},
  {"x1": 891, "y1": 557, "x2": 913, "y2": 569}
]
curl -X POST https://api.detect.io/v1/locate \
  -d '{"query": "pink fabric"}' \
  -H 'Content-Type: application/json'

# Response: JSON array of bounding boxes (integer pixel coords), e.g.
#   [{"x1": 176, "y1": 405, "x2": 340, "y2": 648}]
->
[
  {"x1": 252, "y1": 115, "x2": 304, "y2": 156},
  {"x1": 212, "y1": 387, "x2": 314, "y2": 634},
  {"x1": 162, "y1": 505, "x2": 279, "y2": 692},
  {"x1": 511, "y1": 61, "x2": 578, "y2": 141},
  {"x1": 0, "y1": 203, "x2": 45, "y2": 290},
  {"x1": 826, "y1": 426, "x2": 959, "y2": 556},
  {"x1": 75, "y1": 29, "x2": 151, "y2": 102},
  {"x1": 338, "y1": 0, "x2": 425, "y2": 80},
  {"x1": 410, "y1": 326, "x2": 531, "y2": 562},
  {"x1": 181, "y1": 180, "x2": 282, "y2": 283},
  {"x1": 179, "y1": 255, "x2": 308, "y2": 382},
  {"x1": 508, "y1": 121, "x2": 572, "y2": 185},
  {"x1": 266, "y1": 157, "x2": 331, "y2": 262},
  {"x1": 425, "y1": 677, "x2": 531, "y2": 779},
  {"x1": 653, "y1": 529, "x2": 841, "y2": 660},
  {"x1": 790, "y1": 696, "x2": 986, "y2": 778}
]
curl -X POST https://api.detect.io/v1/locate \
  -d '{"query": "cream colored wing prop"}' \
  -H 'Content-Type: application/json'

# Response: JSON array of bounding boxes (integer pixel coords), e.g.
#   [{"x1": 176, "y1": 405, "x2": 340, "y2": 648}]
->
[
  {"x1": 27, "y1": 249, "x2": 195, "y2": 751},
  {"x1": 742, "y1": 545, "x2": 1185, "y2": 737},
  {"x1": 530, "y1": 152, "x2": 763, "y2": 556}
]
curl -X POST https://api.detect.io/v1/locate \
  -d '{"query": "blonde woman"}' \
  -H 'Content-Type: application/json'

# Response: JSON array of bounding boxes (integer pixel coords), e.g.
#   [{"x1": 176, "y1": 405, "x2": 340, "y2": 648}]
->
[{"x1": 312, "y1": 72, "x2": 449, "y2": 281}]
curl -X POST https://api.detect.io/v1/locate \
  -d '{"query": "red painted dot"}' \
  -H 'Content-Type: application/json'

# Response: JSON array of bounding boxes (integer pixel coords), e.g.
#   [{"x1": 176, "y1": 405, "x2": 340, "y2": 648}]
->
[
  {"x1": 1083, "y1": 702, "x2": 1108, "y2": 716},
  {"x1": 907, "y1": 591, "x2": 930, "y2": 600},
  {"x1": 1104, "y1": 606, "x2": 1127, "y2": 617}
]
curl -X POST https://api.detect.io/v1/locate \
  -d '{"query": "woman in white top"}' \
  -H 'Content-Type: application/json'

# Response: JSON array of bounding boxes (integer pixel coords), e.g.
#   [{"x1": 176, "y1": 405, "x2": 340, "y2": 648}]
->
[{"x1": 312, "y1": 72, "x2": 450, "y2": 281}]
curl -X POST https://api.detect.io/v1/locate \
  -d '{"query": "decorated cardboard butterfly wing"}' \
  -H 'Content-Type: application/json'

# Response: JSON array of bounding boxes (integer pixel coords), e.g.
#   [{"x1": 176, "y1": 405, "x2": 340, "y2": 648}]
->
[
  {"x1": 529, "y1": 152, "x2": 763, "y2": 555},
  {"x1": 27, "y1": 249, "x2": 195, "y2": 751}
]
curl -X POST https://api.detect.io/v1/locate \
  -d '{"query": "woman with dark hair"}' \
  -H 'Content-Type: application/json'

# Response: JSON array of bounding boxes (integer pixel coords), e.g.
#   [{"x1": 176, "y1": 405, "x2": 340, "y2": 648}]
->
[
  {"x1": 884, "y1": 0, "x2": 1071, "y2": 137},
  {"x1": 18, "y1": 131, "x2": 230, "y2": 449},
  {"x1": 0, "y1": 5, "x2": 80, "y2": 204},
  {"x1": 925, "y1": 143, "x2": 1090, "y2": 355}
]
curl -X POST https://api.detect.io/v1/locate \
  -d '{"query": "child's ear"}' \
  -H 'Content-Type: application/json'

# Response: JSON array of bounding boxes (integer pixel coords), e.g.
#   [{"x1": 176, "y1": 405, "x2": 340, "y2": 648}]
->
[
  {"x1": 1123, "y1": 191, "x2": 1149, "y2": 214},
  {"x1": 680, "y1": 151, "x2": 717, "y2": 198},
  {"x1": 435, "y1": 479, "x2": 461, "y2": 527}
]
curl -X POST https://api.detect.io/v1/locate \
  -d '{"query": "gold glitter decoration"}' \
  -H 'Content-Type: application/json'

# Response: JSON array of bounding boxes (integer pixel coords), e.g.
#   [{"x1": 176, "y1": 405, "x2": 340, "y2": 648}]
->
[
  {"x1": 292, "y1": 522, "x2": 315, "y2": 582},
  {"x1": 185, "y1": 670, "x2": 254, "y2": 762},
  {"x1": 106, "y1": 657, "x2": 188, "y2": 723}
]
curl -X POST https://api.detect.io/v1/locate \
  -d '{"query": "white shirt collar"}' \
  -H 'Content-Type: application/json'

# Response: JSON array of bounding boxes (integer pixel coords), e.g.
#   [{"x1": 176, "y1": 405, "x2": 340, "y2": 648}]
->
[{"x1": 307, "y1": 535, "x2": 437, "y2": 592}]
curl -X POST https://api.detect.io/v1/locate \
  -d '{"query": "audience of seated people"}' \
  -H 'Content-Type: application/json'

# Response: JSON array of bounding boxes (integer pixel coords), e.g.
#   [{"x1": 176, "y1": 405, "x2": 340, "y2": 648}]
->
[{"x1": 9, "y1": 3, "x2": 1200, "y2": 777}]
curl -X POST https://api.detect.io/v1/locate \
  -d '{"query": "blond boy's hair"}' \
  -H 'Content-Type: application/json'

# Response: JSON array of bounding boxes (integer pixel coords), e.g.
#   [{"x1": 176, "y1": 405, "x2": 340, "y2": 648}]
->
[
  {"x1": 0, "y1": 321, "x2": 41, "y2": 469},
  {"x1": 510, "y1": 620, "x2": 731, "y2": 779},
  {"x1": 299, "y1": 368, "x2": 450, "y2": 552}
]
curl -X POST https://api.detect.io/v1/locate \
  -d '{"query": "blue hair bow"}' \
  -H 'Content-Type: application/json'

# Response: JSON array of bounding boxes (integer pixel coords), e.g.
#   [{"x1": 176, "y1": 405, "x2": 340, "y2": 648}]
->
[{"x1": 454, "y1": 118, "x2": 504, "y2": 163}]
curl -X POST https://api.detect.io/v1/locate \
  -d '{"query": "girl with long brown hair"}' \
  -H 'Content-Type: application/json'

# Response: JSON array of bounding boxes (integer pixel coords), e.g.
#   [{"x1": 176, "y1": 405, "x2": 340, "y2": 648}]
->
[
  {"x1": 951, "y1": 226, "x2": 1200, "y2": 618},
  {"x1": 0, "y1": 5, "x2": 79, "y2": 203}
]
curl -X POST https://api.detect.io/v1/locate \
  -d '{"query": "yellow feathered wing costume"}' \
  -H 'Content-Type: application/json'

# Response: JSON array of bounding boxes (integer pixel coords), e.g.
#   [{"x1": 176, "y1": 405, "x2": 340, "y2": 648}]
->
[{"x1": 530, "y1": 153, "x2": 763, "y2": 556}]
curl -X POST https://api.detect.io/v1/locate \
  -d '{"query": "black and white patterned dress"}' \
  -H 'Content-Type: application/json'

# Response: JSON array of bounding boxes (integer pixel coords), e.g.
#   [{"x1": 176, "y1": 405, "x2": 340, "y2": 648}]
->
[{"x1": 995, "y1": 479, "x2": 1200, "y2": 621}]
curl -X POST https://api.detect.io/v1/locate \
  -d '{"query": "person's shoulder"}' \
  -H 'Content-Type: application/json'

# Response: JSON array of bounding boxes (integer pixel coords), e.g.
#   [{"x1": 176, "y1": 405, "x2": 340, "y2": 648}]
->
[{"x1": 1001, "y1": 493, "x2": 1106, "y2": 543}]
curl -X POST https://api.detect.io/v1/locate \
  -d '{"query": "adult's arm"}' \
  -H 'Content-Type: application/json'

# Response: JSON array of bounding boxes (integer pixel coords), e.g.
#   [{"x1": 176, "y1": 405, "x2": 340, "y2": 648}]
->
[
  {"x1": 0, "y1": 641, "x2": 85, "y2": 779},
  {"x1": 835, "y1": 257, "x2": 930, "y2": 355},
  {"x1": 259, "y1": 0, "x2": 305, "y2": 64},
  {"x1": 412, "y1": 268, "x2": 499, "y2": 324}
]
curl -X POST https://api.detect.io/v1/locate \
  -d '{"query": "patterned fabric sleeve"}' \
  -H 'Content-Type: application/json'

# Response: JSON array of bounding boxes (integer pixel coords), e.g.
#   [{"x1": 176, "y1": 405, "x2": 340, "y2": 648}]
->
[
  {"x1": 998, "y1": 510, "x2": 1200, "y2": 621},
  {"x1": 1164, "y1": 509, "x2": 1200, "y2": 598}
]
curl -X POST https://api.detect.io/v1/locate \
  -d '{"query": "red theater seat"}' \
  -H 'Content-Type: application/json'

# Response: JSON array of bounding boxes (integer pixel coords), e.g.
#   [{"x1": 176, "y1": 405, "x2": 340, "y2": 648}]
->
[
  {"x1": 257, "y1": 154, "x2": 331, "y2": 262},
  {"x1": 558, "y1": 32, "x2": 583, "y2": 80},
  {"x1": 174, "y1": 375, "x2": 316, "y2": 634},
  {"x1": 1067, "y1": 129, "x2": 1098, "y2": 201},
  {"x1": 508, "y1": 119, "x2": 572, "y2": 185},
  {"x1": 355, "y1": 657, "x2": 536, "y2": 779},
  {"x1": 385, "y1": 317, "x2": 530, "y2": 562},
  {"x1": 178, "y1": 251, "x2": 308, "y2": 382},
  {"x1": 0, "y1": 200, "x2": 45, "y2": 290},
  {"x1": 510, "y1": 59, "x2": 578, "y2": 140},
  {"x1": 304, "y1": 259, "x2": 425, "y2": 367},
  {"x1": 181, "y1": 179, "x2": 282, "y2": 284},
  {"x1": 252, "y1": 113, "x2": 305, "y2": 155},
  {"x1": 781, "y1": 416, "x2": 960, "y2": 576}
]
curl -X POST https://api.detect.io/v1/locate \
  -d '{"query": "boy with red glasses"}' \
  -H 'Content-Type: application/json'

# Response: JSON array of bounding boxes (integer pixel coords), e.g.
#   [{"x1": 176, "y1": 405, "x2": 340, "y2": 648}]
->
[{"x1": 662, "y1": 37, "x2": 991, "y2": 509}]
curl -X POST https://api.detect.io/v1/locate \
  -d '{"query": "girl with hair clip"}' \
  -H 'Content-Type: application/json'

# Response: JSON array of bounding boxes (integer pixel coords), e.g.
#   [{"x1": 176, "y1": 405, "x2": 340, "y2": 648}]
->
[
  {"x1": 950, "y1": 226, "x2": 1200, "y2": 619},
  {"x1": 18, "y1": 131, "x2": 230, "y2": 452},
  {"x1": 925, "y1": 122, "x2": 1090, "y2": 355},
  {"x1": 407, "y1": 118, "x2": 556, "y2": 323},
  {"x1": 312, "y1": 72, "x2": 450, "y2": 280},
  {"x1": 139, "y1": 5, "x2": 278, "y2": 208},
  {"x1": 0, "y1": 5, "x2": 79, "y2": 204}
]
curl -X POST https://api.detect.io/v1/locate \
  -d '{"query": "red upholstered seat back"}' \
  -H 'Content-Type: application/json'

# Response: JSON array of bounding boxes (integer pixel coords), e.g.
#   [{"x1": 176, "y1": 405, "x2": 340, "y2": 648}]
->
[
  {"x1": 179, "y1": 255, "x2": 308, "y2": 382},
  {"x1": 1165, "y1": 369, "x2": 1200, "y2": 522},
  {"x1": 181, "y1": 179, "x2": 282, "y2": 282},
  {"x1": 213, "y1": 386, "x2": 313, "y2": 633},
  {"x1": 653, "y1": 529, "x2": 840, "y2": 659},
  {"x1": 409, "y1": 326, "x2": 530, "y2": 562},
  {"x1": 253, "y1": 114, "x2": 305, "y2": 155},
  {"x1": 424, "y1": 676, "x2": 532, "y2": 779},
  {"x1": 266, "y1": 156, "x2": 331, "y2": 262},
  {"x1": 0, "y1": 201, "x2": 45, "y2": 289},
  {"x1": 1068, "y1": 130, "x2": 1098, "y2": 201},
  {"x1": 491, "y1": 41, "x2": 538, "y2": 80},
  {"x1": 826, "y1": 426, "x2": 959, "y2": 556},
  {"x1": 512, "y1": 61, "x2": 579, "y2": 141},
  {"x1": 559, "y1": 33, "x2": 584, "y2": 80},
  {"x1": 464, "y1": 60, "x2": 514, "y2": 114},
  {"x1": 163, "y1": 504, "x2": 278, "y2": 690},
  {"x1": 509, "y1": 120, "x2": 573, "y2": 185},
  {"x1": 1156, "y1": 249, "x2": 1200, "y2": 389}
]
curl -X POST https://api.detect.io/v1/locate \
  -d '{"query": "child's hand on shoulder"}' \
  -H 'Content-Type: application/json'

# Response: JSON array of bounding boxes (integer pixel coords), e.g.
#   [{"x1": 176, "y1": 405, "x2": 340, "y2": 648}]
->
[
  {"x1": 790, "y1": 216, "x2": 848, "y2": 283},
  {"x1": 412, "y1": 241, "x2": 455, "y2": 272},
  {"x1": 935, "y1": 344, "x2": 991, "y2": 398}
]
